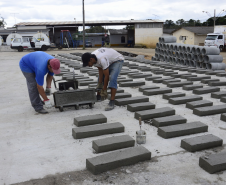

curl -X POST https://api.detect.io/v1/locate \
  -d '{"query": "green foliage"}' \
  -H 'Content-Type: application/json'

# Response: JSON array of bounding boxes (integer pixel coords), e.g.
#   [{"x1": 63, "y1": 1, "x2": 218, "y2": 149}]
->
[
  {"x1": 85, "y1": 26, "x2": 106, "y2": 33},
  {"x1": 0, "y1": 17, "x2": 7, "y2": 27},
  {"x1": 124, "y1": 25, "x2": 134, "y2": 30}
]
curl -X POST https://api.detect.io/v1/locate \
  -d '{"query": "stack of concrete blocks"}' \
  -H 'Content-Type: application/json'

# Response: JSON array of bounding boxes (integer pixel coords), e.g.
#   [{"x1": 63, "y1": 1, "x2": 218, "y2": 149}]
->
[{"x1": 153, "y1": 36, "x2": 226, "y2": 71}]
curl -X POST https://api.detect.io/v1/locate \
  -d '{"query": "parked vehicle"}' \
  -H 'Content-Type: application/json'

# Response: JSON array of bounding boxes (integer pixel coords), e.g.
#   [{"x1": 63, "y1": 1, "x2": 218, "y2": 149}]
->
[
  {"x1": 85, "y1": 41, "x2": 92, "y2": 47},
  {"x1": 11, "y1": 37, "x2": 50, "y2": 52},
  {"x1": 204, "y1": 25, "x2": 226, "y2": 51}
]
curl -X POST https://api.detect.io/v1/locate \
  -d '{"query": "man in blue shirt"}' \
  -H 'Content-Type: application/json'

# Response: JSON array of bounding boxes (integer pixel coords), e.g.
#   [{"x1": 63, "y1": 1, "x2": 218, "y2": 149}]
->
[{"x1": 19, "y1": 51, "x2": 61, "y2": 114}]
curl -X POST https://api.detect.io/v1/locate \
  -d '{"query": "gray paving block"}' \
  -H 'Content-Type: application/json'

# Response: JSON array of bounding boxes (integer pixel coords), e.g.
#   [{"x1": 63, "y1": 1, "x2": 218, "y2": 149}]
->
[
  {"x1": 119, "y1": 81, "x2": 145, "y2": 87},
  {"x1": 74, "y1": 114, "x2": 107, "y2": 127},
  {"x1": 188, "y1": 69, "x2": 198, "y2": 72},
  {"x1": 128, "y1": 74, "x2": 152, "y2": 79},
  {"x1": 127, "y1": 102, "x2": 155, "y2": 112},
  {"x1": 186, "y1": 100, "x2": 213, "y2": 110},
  {"x1": 145, "y1": 76, "x2": 162, "y2": 81},
  {"x1": 169, "y1": 95, "x2": 203, "y2": 105},
  {"x1": 205, "y1": 71, "x2": 225, "y2": 75},
  {"x1": 193, "y1": 87, "x2": 220, "y2": 95},
  {"x1": 181, "y1": 134, "x2": 223, "y2": 152},
  {"x1": 115, "y1": 96, "x2": 149, "y2": 106},
  {"x1": 117, "y1": 78, "x2": 133, "y2": 83},
  {"x1": 92, "y1": 135, "x2": 135, "y2": 153},
  {"x1": 139, "y1": 67, "x2": 152, "y2": 71},
  {"x1": 143, "y1": 88, "x2": 172, "y2": 96},
  {"x1": 199, "y1": 152, "x2": 226, "y2": 174},
  {"x1": 158, "y1": 122, "x2": 208, "y2": 139},
  {"x1": 183, "y1": 84, "x2": 203, "y2": 90},
  {"x1": 78, "y1": 81, "x2": 97, "y2": 86},
  {"x1": 211, "y1": 91, "x2": 226, "y2": 99},
  {"x1": 178, "y1": 67, "x2": 189, "y2": 71},
  {"x1": 208, "y1": 81, "x2": 226, "y2": 86},
  {"x1": 180, "y1": 75, "x2": 197, "y2": 79},
  {"x1": 86, "y1": 146, "x2": 151, "y2": 175},
  {"x1": 170, "y1": 74, "x2": 182, "y2": 78},
  {"x1": 221, "y1": 113, "x2": 226, "y2": 122},
  {"x1": 201, "y1": 79, "x2": 220, "y2": 84},
  {"x1": 153, "y1": 115, "x2": 187, "y2": 127},
  {"x1": 139, "y1": 85, "x2": 160, "y2": 92},
  {"x1": 221, "y1": 97, "x2": 226, "y2": 103},
  {"x1": 216, "y1": 73, "x2": 226, "y2": 77},
  {"x1": 187, "y1": 76, "x2": 211, "y2": 81},
  {"x1": 108, "y1": 92, "x2": 132, "y2": 100},
  {"x1": 162, "y1": 79, "x2": 181, "y2": 85},
  {"x1": 163, "y1": 72, "x2": 178, "y2": 76},
  {"x1": 153, "y1": 70, "x2": 165, "y2": 74},
  {"x1": 167, "y1": 81, "x2": 193, "y2": 88},
  {"x1": 193, "y1": 104, "x2": 226, "y2": 116},
  {"x1": 72, "y1": 122, "x2": 124, "y2": 139},
  {"x1": 163, "y1": 92, "x2": 186, "y2": 100},
  {"x1": 153, "y1": 77, "x2": 174, "y2": 83},
  {"x1": 196, "y1": 70, "x2": 210, "y2": 74},
  {"x1": 134, "y1": 107, "x2": 175, "y2": 120}
]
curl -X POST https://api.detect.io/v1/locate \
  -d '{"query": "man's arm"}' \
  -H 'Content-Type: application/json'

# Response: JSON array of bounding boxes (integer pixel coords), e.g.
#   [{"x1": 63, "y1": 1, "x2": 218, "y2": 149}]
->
[
  {"x1": 102, "y1": 68, "x2": 109, "y2": 90},
  {"x1": 46, "y1": 74, "x2": 53, "y2": 88},
  {"x1": 97, "y1": 67, "x2": 103, "y2": 83},
  {"x1": 37, "y1": 84, "x2": 49, "y2": 101}
]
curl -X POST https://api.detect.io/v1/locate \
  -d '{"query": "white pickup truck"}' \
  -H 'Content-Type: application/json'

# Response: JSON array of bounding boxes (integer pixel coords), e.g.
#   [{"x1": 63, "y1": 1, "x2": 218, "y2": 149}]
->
[
  {"x1": 11, "y1": 37, "x2": 50, "y2": 52},
  {"x1": 204, "y1": 25, "x2": 226, "y2": 51}
]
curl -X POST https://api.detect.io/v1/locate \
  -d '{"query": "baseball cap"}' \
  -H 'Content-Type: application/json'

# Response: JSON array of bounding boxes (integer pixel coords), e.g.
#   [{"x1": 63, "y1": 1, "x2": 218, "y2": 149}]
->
[
  {"x1": 49, "y1": 59, "x2": 61, "y2": 74},
  {"x1": 82, "y1": 52, "x2": 92, "y2": 67}
]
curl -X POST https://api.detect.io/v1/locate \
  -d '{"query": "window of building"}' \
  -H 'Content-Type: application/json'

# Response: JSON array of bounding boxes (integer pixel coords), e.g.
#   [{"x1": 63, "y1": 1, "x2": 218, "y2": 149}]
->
[{"x1": 121, "y1": 36, "x2": 125, "y2": 43}]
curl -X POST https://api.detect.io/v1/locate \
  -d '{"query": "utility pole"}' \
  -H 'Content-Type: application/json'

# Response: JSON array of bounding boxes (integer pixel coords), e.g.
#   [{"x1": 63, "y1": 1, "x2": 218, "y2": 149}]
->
[
  {"x1": 82, "y1": 0, "x2": 85, "y2": 50},
  {"x1": 10, "y1": 13, "x2": 19, "y2": 26},
  {"x1": 213, "y1": 9, "x2": 216, "y2": 30}
]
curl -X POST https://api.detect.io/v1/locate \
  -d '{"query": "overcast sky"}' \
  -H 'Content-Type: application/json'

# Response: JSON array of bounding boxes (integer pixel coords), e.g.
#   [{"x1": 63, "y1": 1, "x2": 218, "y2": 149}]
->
[{"x1": 0, "y1": 0, "x2": 226, "y2": 29}]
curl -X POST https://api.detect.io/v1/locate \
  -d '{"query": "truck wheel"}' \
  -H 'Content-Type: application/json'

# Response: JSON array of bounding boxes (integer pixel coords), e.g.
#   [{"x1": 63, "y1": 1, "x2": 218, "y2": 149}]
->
[
  {"x1": 18, "y1": 46, "x2": 23, "y2": 52},
  {"x1": 41, "y1": 45, "x2": 47, "y2": 51}
]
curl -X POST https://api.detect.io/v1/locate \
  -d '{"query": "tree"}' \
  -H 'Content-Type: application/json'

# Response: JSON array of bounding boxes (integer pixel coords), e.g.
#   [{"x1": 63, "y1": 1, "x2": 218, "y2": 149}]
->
[
  {"x1": 164, "y1": 20, "x2": 175, "y2": 29},
  {"x1": 86, "y1": 26, "x2": 106, "y2": 33},
  {"x1": 0, "y1": 17, "x2": 7, "y2": 28},
  {"x1": 176, "y1": 19, "x2": 185, "y2": 26},
  {"x1": 124, "y1": 25, "x2": 134, "y2": 30}
]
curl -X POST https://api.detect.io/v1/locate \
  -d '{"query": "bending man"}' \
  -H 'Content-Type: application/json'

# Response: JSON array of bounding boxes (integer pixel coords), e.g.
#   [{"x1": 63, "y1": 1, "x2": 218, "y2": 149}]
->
[
  {"x1": 82, "y1": 48, "x2": 124, "y2": 111},
  {"x1": 19, "y1": 51, "x2": 61, "y2": 114}
]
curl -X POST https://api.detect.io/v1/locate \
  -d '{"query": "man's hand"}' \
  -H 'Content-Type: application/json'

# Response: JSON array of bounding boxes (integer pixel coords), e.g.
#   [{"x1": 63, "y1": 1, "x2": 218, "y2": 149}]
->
[
  {"x1": 44, "y1": 99, "x2": 53, "y2": 109},
  {"x1": 100, "y1": 89, "x2": 108, "y2": 100},
  {"x1": 45, "y1": 87, "x2": 51, "y2": 96}
]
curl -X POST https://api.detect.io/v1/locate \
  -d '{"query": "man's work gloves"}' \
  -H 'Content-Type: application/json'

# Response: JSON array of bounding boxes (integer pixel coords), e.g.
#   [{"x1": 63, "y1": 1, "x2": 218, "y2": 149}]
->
[
  {"x1": 96, "y1": 82, "x2": 103, "y2": 89},
  {"x1": 100, "y1": 89, "x2": 108, "y2": 100},
  {"x1": 44, "y1": 99, "x2": 53, "y2": 109},
  {"x1": 45, "y1": 87, "x2": 51, "y2": 96}
]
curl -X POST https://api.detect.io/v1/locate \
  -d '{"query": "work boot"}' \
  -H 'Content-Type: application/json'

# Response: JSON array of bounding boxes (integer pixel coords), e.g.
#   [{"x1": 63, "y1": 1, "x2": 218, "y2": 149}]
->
[
  {"x1": 36, "y1": 109, "x2": 48, "y2": 114},
  {"x1": 96, "y1": 82, "x2": 103, "y2": 89},
  {"x1": 96, "y1": 94, "x2": 101, "y2": 101},
  {"x1": 105, "y1": 100, "x2": 115, "y2": 111}
]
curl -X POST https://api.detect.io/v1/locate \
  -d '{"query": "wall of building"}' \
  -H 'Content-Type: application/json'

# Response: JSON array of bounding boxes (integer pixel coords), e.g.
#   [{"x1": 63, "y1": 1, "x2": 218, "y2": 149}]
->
[
  {"x1": 173, "y1": 28, "x2": 195, "y2": 45},
  {"x1": 134, "y1": 23, "x2": 163, "y2": 48},
  {"x1": 194, "y1": 35, "x2": 207, "y2": 46},
  {"x1": 110, "y1": 35, "x2": 127, "y2": 46}
]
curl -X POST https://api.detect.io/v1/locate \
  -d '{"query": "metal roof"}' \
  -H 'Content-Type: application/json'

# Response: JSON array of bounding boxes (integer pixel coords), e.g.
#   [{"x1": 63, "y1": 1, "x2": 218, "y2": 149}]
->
[
  {"x1": 163, "y1": 29, "x2": 176, "y2": 34},
  {"x1": 173, "y1": 27, "x2": 214, "y2": 35},
  {"x1": 16, "y1": 19, "x2": 163, "y2": 27}
]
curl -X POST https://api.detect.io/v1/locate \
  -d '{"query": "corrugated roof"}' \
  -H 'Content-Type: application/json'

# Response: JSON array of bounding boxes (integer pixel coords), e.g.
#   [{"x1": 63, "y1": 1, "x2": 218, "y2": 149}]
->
[
  {"x1": 163, "y1": 29, "x2": 176, "y2": 34},
  {"x1": 173, "y1": 27, "x2": 214, "y2": 35},
  {"x1": 16, "y1": 19, "x2": 163, "y2": 26}
]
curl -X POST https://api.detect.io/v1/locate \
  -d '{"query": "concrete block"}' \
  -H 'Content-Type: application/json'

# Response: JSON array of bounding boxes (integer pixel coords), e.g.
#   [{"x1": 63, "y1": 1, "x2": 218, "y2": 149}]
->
[
  {"x1": 171, "y1": 66, "x2": 181, "y2": 70},
  {"x1": 109, "y1": 92, "x2": 132, "y2": 100},
  {"x1": 186, "y1": 100, "x2": 213, "y2": 110},
  {"x1": 193, "y1": 87, "x2": 220, "y2": 95},
  {"x1": 193, "y1": 104, "x2": 226, "y2": 116},
  {"x1": 139, "y1": 85, "x2": 160, "y2": 92},
  {"x1": 74, "y1": 114, "x2": 107, "y2": 127},
  {"x1": 167, "y1": 81, "x2": 193, "y2": 88},
  {"x1": 117, "y1": 79, "x2": 133, "y2": 83},
  {"x1": 182, "y1": 75, "x2": 198, "y2": 79},
  {"x1": 163, "y1": 72, "x2": 178, "y2": 76},
  {"x1": 139, "y1": 67, "x2": 152, "y2": 71},
  {"x1": 211, "y1": 91, "x2": 226, "y2": 99},
  {"x1": 163, "y1": 92, "x2": 186, "y2": 100},
  {"x1": 153, "y1": 77, "x2": 174, "y2": 83},
  {"x1": 205, "y1": 71, "x2": 225, "y2": 75},
  {"x1": 143, "y1": 88, "x2": 172, "y2": 96},
  {"x1": 128, "y1": 74, "x2": 152, "y2": 79},
  {"x1": 187, "y1": 76, "x2": 211, "y2": 81},
  {"x1": 181, "y1": 134, "x2": 223, "y2": 152},
  {"x1": 201, "y1": 79, "x2": 219, "y2": 84},
  {"x1": 78, "y1": 81, "x2": 97, "y2": 86},
  {"x1": 188, "y1": 68, "x2": 198, "y2": 72},
  {"x1": 178, "y1": 67, "x2": 189, "y2": 71},
  {"x1": 158, "y1": 122, "x2": 208, "y2": 139},
  {"x1": 170, "y1": 74, "x2": 182, "y2": 78},
  {"x1": 196, "y1": 70, "x2": 210, "y2": 74},
  {"x1": 153, "y1": 115, "x2": 187, "y2": 127},
  {"x1": 72, "y1": 122, "x2": 124, "y2": 139},
  {"x1": 127, "y1": 102, "x2": 155, "y2": 112},
  {"x1": 145, "y1": 76, "x2": 162, "y2": 81},
  {"x1": 208, "y1": 81, "x2": 226, "y2": 86},
  {"x1": 107, "y1": 89, "x2": 124, "y2": 94},
  {"x1": 119, "y1": 81, "x2": 145, "y2": 87},
  {"x1": 216, "y1": 73, "x2": 226, "y2": 77},
  {"x1": 221, "y1": 113, "x2": 226, "y2": 122},
  {"x1": 153, "y1": 70, "x2": 165, "y2": 74},
  {"x1": 115, "y1": 96, "x2": 149, "y2": 106},
  {"x1": 169, "y1": 95, "x2": 203, "y2": 105},
  {"x1": 86, "y1": 146, "x2": 151, "y2": 175},
  {"x1": 134, "y1": 107, "x2": 175, "y2": 120},
  {"x1": 92, "y1": 135, "x2": 135, "y2": 153},
  {"x1": 199, "y1": 152, "x2": 226, "y2": 174},
  {"x1": 183, "y1": 84, "x2": 203, "y2": 90},
  {"x1": 162, "y1": 79, "x2": 181, "y2": 85},
  {"x1": 221, "y1": 97, "x2": 226, "y2": 103}
]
